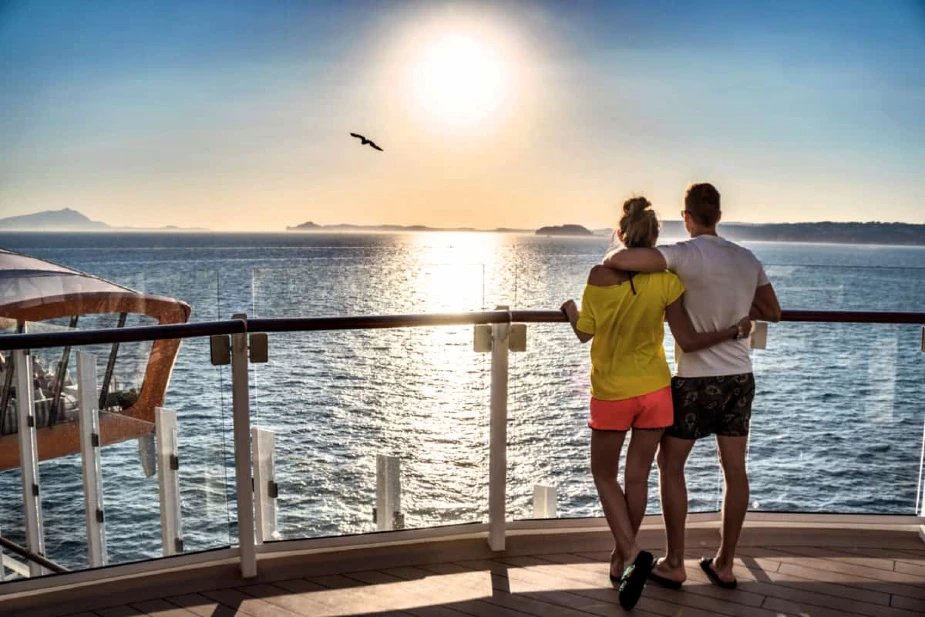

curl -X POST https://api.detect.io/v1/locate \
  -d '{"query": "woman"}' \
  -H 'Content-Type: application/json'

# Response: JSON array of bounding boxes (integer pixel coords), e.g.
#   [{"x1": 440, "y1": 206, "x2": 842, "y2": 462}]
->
[{"x1": 561, "y1": 196, "x2": 751, "y2": 610}]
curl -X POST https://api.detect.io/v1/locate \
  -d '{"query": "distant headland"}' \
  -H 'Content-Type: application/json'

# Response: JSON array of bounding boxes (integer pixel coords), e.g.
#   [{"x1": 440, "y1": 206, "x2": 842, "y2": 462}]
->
[
  {"x1": 535, "y1": 224, "x2": 594, "y2": 237},
  {"x1": 286, "y1": 221, "x2": 531, "y2": 234},
  {"x1": 0, "y1": 209, "x2": 205, "y2": 232}
]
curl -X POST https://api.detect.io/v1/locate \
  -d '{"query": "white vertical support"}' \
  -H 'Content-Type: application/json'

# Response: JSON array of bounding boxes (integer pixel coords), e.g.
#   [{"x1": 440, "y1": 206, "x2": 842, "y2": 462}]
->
[
  {"x1": 375, "y1": 455, "x2": 402, "y2": 531},
  {"x1": 917, "y1": 412, "x2": 925, "y2": 544},
  {"x1": 749, "y1": 321, "x2": 768, "y2": 350},
  {"x1": 488, "y1": 308, "x2": 510, "y2": 551},
  {"x1": 77, "y1": 351, "x2": 107, "y2": 567},
  {"x1": 14, "y1": 349, "x2": 46, "y2": 577},
  {"x1": 532, "y1": 485, "x2": 558, "y2": 519},
  {"x1": 155, "y1": 407, "x2": 183, "y2": 557},
  {"x1": 918, "y1": 414, "x2": 925, "y2": 518},
  {"x1": 251, "y1": 427, "x2": 278, "y2": 544},
  {"x1": 231, "y1": 322, "x2": 257, "y2": 578}
]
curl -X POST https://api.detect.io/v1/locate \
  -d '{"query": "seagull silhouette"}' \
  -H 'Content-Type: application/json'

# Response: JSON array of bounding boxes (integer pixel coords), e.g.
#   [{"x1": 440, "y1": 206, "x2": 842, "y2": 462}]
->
[{"x1": 350, "y1": 132, "x2": 383, "y2": 151}]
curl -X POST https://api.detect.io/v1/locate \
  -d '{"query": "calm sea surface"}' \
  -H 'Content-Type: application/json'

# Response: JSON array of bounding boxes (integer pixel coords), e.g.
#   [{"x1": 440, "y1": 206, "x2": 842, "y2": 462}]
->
[{"x1": 1, "y1": 231, "x2": 923, "y2": 572}]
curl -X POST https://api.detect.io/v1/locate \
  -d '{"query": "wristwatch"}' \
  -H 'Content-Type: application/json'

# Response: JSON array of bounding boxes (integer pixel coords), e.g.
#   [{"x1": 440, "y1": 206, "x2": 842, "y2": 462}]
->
[{"x1": 734, "y1": 322, "x2": 748, "y2": 339}]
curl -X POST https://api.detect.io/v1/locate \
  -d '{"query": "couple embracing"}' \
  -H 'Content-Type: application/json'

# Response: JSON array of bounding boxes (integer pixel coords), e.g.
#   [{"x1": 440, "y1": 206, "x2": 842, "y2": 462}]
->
[{"x1": 561, "y1": 183, "x2": 781, "y2": 611}]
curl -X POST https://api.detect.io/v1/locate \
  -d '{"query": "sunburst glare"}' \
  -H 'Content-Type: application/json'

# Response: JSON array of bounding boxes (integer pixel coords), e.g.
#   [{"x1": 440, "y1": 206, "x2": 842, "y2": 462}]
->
[{"x1": 407, "y1": 32, "x2": 512, "y2": 133}]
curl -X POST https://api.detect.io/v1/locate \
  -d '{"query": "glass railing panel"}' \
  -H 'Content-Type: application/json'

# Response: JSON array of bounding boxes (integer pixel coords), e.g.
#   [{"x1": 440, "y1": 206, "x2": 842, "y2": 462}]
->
[
  {"x1": 506, "y1": 321, "x2": 724, "y2": 522},
  {"x1": 748, "y1": 320, "x2": 924, "y2": 514},
  {"x1": 758, "y1": 262, "x2": 925, "y2": 313},
  {"x1": 0, "y1": 333, "x2": 233, "y2": 578},
  {"x1": 0, "y1": 264, "x2": 233, "y2": 580},
  {"x1": 251, "y1": 259, "x2": 492, "y2": 539},
  {"x1": 250, "y1": 327, "x2": 490, "y2": 540}
]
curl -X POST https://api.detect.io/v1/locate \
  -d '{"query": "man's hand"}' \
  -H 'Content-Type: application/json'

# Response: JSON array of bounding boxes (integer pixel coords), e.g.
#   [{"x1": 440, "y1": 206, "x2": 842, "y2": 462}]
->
[
  {"x1": 736, "y1": 316, "x2": 753, "y2": 339},
  {"x1": 601, "y1": 247, "x2": 667, "y2": 273}
]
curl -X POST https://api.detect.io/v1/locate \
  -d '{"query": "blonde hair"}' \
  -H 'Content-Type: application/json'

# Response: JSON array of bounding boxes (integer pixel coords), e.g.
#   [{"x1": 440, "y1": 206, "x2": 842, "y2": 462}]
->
[{"x1": 617, "y1": 196, "x2": 659, "y2": 248}]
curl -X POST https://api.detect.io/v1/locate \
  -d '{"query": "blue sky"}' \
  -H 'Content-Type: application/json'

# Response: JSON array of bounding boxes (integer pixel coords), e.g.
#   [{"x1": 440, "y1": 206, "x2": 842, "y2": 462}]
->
[{"x1": 1, "y1": 0, "x2": 923, "y2": 230}]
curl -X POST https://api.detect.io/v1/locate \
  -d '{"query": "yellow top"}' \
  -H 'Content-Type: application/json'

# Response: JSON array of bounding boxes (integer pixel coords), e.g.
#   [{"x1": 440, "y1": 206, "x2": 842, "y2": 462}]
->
[{"x1": 576, "y1": 271, "x2": 685, "y2": 400}]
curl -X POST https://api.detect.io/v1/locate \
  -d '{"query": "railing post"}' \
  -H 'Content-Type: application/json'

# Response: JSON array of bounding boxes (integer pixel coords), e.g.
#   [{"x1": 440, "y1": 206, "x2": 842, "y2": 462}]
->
[
  {"x1": 13, "y1": 349, "x2": 46, "y2": 577},
  {"x1": 231, "y1": 317, "x2": 257, "y2": 577},
  {"x1": 533, "y1": 485, "x2": 558, "y2": 519},
  {"x1": 488, "y1": 308, "x2": 510, "y2": 551},
  {"x1": 375, "y1": 454, "x2": 402, "y2": 531},
  {"x1": 77, "y1": 352, "x2": 107, "y2": 567},
  {"x1": 155, "y1": 407, "x2": 183, "y2": 556},
  {"x1": 917, "y1": 411, "x2": 925, "y2": 544},
  {"x1": 252, "y1": 427, "x2": 278, "y2": 544}
]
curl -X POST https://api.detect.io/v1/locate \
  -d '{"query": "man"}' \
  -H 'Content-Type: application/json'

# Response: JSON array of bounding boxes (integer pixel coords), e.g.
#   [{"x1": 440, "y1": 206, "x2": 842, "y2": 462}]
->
[{"x1": 601, "y1": 182, "x2": 781, "y2": 589}]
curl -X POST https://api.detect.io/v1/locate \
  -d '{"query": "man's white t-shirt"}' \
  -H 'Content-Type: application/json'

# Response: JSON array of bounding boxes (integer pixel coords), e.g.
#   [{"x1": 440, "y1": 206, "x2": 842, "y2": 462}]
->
[{"x1": 656, "y1": 235, "x2": 769, "y2": 378}]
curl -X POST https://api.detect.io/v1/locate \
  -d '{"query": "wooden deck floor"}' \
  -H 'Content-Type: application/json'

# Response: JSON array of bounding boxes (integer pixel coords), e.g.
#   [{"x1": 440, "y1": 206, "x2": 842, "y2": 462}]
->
[{"x1": 9, "y1": 525, "x2": 925, "y2": 617}]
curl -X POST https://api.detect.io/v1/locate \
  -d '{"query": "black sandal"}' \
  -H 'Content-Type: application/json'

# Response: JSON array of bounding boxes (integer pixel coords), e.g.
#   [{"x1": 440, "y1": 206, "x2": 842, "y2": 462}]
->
[
  {"x1": 618, "y1": 550, "x2": 654, "y2": 610},
  {"x1": 700, "y1": 557, "x2": 737, "y2": 589}
]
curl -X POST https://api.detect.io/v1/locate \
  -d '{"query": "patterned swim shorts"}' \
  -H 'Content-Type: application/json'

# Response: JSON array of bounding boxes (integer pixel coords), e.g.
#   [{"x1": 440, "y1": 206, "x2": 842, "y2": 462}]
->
[{"x1": 665, "y1": 373, "x2": 755, "y2": 440}]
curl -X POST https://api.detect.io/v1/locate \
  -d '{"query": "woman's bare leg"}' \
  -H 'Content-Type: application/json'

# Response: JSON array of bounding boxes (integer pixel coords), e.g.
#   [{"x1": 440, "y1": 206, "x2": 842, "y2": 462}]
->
[
  {"x1": 624, "y1": 428, "x2": 664, "y2": 534},
  {"x1": 591, "y1": 429, "x2": 639, "y2": 576}
]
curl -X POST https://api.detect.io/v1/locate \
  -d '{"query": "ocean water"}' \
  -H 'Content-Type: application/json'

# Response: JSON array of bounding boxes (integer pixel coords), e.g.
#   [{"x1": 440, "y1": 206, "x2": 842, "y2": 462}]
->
[{"x1": 0, "y1": 231, "x2": 923, "y2": 574}]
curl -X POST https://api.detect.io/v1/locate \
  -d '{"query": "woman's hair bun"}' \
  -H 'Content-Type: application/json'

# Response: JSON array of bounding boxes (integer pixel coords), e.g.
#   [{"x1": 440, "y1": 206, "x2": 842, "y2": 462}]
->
[{"x1": 623, "y1": 196, "x2": 651, "y2": 217}]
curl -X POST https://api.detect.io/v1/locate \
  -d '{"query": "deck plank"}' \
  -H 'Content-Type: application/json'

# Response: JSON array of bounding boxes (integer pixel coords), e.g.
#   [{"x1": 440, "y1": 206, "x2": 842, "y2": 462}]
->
[
  {"x1": 164, "y1": 593, "x2": 242, "y2": 617},
  {"x1": 343, "y1": 569, "x2": 478, "y2": 617},
  {"x1": 731, "y1": 557, "x2": 924, "y2": 617},
  {"x1": 775, "y1": 545, "x2": 925, "y2": 578},
  {"x1": 361, "y1": 565, "x2": 564, "y2": 617},
  {"x1": 890, "y1": 593, "x2": 925, "y2": 612},
  {"x1": 383, "y1": 563, "x2": 608, "y2": 617},
  {"x1": 202, "y1": 587, "x2": 303, "y2": 617},
  {"x1": 128, "y1": 599, "x2": 201, "y2": 617},
  {"x1": 414, "y1": 560, "x2": 664, "y2": 617},
  {"x1": 95, "y1": 608, "x2": 148, "y2": 617},
  {"x1": 451, "y1": 557, "x2": 703, "y2": 617}
]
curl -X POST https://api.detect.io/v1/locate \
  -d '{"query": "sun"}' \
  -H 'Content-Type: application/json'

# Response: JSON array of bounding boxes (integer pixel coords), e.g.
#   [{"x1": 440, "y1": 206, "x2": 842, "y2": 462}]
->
[{"x1": 409, "y1": 34, "x2": 510, "y2": 131}]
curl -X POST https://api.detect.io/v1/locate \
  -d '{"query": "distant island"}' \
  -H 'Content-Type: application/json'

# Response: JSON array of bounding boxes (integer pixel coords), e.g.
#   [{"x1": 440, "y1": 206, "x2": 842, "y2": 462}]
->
[
  {"x1": 535, "y1": 224, "x2": 594, "y2": 237},
  {"x1": 638, "y1": 220, "x2": 925, "y2": 246},
  {"x1": 0, "y1": 209, "x2": 206, "y2": 231},
  {"x1": 287, "y1": 221, "x2": 531, "y2": 234}
]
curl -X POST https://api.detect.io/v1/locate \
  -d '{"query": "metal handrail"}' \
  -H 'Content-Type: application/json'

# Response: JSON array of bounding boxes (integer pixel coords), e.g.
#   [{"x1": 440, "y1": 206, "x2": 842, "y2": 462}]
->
[
  {"x1": 0, "y1": 535, "x2": 68, "y2": 574},
  {"x1": 0, "y1": 309, "x2": 923, "y2": 351},
  {"x1": 0, "y1": 319, "x2": 246, "y2": 351}
]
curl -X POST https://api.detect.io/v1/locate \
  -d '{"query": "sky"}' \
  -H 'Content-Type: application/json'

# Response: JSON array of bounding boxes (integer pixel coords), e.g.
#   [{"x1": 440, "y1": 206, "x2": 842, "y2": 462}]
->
[{"x1": 1, "y1": 0, "x2": 924, "y2": 231}]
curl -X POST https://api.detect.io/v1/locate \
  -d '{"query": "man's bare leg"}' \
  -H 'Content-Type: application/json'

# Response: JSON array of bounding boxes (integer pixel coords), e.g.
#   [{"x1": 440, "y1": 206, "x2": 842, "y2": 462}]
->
[
  {"x1": 712, "y1": 435, "x2": 749, "y2": 583},
  {"x1": 651, "y1": 435, "x2": 695, "y2": 583}
]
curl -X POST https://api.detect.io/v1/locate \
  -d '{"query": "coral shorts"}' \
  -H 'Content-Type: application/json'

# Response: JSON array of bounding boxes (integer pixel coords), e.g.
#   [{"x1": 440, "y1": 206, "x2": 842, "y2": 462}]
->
[{"x1": 589, "y1": 386, "x2": 674, "y2": 431}]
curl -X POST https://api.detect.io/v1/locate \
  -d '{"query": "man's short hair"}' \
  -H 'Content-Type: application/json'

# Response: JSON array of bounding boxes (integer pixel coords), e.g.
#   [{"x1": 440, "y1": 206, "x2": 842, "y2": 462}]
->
[{"x1": 684, "y1": 183, "x2": 721, "y2": 227}]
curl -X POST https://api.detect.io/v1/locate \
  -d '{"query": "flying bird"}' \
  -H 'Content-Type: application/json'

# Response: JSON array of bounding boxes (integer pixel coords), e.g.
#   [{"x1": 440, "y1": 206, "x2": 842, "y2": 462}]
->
[{"x1": 350, "y1": 133, "x2": 383, "y2": 151}]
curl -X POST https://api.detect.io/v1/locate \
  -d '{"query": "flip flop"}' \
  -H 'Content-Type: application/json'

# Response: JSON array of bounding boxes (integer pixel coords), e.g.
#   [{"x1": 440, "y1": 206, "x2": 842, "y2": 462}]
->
[
  {"x1": 618, "y1": 550, "x2": 654, "y2": 611},
  {"x1": 699, "y1": 557, "x2": 737, "y2": 589},
  {"x1": 647, "y1": 559, "x2": 683, "y2": 590}
]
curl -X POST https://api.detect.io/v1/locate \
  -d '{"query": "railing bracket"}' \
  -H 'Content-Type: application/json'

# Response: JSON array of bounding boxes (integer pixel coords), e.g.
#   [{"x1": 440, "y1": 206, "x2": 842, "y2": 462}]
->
[{"x1": 210, "y1": 334, "x2": 231, "y2": 366}]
